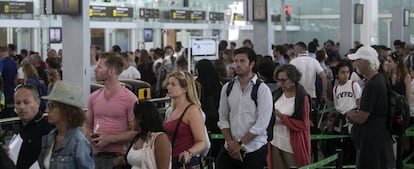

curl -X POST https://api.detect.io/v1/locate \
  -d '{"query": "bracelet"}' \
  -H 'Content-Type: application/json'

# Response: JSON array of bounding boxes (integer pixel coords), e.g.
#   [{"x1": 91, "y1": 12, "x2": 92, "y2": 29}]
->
[
  {"x1": 237, "y1": 139, "x2": 246, "y2": 148},
  {"x1": 185, "y1": 150, "x2": 193, "y2": 157}
]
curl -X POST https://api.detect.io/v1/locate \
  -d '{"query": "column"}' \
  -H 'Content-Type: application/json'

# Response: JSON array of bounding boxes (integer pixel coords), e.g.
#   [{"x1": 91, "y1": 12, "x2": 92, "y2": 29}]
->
[
  {"x1": 391, "y1": 7, "x2": 404, "y2": 45},
  {"x1": 105, "y1": 28, "x2": 112, "y2": 52},
  {"x1": 129, "y1": 29, "x2": 136, "y2": 51},
  {"x1": 360, "y1": 0, "x2": 379, "y2": 45},
  {"x1": 31, "y1": 28, "x2": 40, "y2": 53},
  {"x1": 249, "y1": 0, "x2": 272, "y2": 56},
  {"x1": 339, "y1": 0, "x2": 353, "y2": 56},
  {"x1": 61, "y1": 0, "x2": 90, "y2": 107}
]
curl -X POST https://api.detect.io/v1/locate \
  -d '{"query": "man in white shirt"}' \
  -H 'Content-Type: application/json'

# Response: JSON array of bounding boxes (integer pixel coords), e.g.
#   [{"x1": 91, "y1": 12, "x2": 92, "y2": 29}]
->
[
  {"x1": 118, "y1": 52, "x2": 141, "y2": 80},
  {"x1": 290, "y1": 41, "x2": 328, "y2": 101}
]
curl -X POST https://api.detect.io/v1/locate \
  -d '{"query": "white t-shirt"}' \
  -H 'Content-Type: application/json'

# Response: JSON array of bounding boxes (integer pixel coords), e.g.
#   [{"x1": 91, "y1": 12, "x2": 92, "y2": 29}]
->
[
  {"x1": 290, "y1": 56, "x2": 324, "y2": 98},
  {"x1": 271, "y1": 93, "x2": 295, "y2": 153},
  {"x1": 333, "y1": 80, "x2": 362, "y2": 114},
  {"x1": 119, "y1": 66, "x2": 141, "y2": 80},
  {"x1": 17, "y1": 67, "x2": 24, "y2": 80}
]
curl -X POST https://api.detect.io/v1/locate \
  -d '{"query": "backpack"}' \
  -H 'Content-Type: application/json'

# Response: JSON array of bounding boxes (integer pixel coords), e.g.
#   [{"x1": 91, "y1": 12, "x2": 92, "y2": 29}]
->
[
  {"x1": 387, "y1": 89, "x2": 410, "y2": 136},
  {"x1": 226, "y1": 78, "x2": 276, "y2": 142}
]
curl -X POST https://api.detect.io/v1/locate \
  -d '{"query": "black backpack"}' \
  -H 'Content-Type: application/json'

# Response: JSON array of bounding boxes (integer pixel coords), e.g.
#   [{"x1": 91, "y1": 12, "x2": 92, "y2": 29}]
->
[
  {"x1": 226, "y1": 78, "x2": 276, "y2": 142},
  {"x1": 387, "y1": 89, "x2": 410, "y2": 136}
]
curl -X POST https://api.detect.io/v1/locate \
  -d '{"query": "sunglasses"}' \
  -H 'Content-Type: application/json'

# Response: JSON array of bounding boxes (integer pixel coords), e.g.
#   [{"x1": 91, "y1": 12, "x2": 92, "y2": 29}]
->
[{"x1": 14, "y1": 84, "x2": 36, "y2": 92}]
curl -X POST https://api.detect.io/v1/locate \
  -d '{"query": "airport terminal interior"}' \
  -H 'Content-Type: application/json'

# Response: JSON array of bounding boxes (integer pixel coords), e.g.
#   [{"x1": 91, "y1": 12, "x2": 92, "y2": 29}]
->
[{"x1": 1, "y1": 0, "x2": 414, "y2": 169}]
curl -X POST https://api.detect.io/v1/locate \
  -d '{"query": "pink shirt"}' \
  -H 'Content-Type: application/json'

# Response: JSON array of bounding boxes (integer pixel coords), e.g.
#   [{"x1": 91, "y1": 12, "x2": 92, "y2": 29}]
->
[{"x1": 87, "y1": 86, "x2": 137, "y2": 153}]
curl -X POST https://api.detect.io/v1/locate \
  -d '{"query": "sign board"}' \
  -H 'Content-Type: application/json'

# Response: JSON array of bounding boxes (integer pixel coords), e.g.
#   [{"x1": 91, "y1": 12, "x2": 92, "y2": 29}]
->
[
  {"x1": 209, "y1": 12, "x2": 225, "y2": 21},
  {"x1": 171, "y1": 10, "x2": 189, "y2": 20},
  {"x1": 139, "y1": 8, "x2": 159, "y2": 19},
  {"x1": 190, "y1": 11, "x2": 205, "y2": 20},
  {"x1": 89, "y1": 6, "x2": 132, "y2": 17},
  {"x1": 112, "y1": 7, "x2": 132, "y2": 17},
  {"x1": 233, "y1": 13, "x2": 246, "y2": 21},
  {"x1": 89, "y1": 6, "x2": 109, "y2": 17},
  {"x1": 0, "y1": 1, "x2": 33, "y2": 14}
]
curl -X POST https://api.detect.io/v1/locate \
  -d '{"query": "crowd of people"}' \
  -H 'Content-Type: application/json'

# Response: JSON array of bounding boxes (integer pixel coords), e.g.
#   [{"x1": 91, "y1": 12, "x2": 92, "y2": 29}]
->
[{"x1": 0, "y1": 37, "x2": 413, "y2": 169}]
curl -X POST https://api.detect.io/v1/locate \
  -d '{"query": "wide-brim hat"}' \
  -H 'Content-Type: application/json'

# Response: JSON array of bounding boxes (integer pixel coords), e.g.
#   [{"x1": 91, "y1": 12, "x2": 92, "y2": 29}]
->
[{"x1": 42, "y1": 80, "x2": 84, "y2": 108}]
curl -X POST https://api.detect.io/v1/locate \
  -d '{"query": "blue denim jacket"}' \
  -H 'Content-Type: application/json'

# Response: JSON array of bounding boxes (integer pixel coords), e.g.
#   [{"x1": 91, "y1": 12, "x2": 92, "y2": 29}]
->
[{"x1": 38, "y1": 128, "x2": 94, "y2": 169}]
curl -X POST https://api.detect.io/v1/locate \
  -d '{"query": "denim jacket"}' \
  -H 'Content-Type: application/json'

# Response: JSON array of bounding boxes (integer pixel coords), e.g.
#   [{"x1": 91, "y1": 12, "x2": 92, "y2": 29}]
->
[{"x1": 38, "y1": 128, "x2": 94, "y2": 169}]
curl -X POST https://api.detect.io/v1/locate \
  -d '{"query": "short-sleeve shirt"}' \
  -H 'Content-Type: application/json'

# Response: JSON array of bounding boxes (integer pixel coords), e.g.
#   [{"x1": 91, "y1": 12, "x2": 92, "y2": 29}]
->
[
  {"x1": 87, "y1": 86, "x2": 137, "y2": 153},
  {"x1": 351, "y1": 73, "x2": 395, "y2": 169},
  {"x1": 290, "y1": 55, "x2": 324, "y2": 98},
  {"x1": 119, "y1": 66, "x2": 141, "y2": 80}
]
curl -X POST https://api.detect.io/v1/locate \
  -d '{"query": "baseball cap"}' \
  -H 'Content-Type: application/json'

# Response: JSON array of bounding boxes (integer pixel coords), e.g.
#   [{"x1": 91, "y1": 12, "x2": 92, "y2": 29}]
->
[{"x1": 347, "y1": 45, "x2": 380, "y2": 70}]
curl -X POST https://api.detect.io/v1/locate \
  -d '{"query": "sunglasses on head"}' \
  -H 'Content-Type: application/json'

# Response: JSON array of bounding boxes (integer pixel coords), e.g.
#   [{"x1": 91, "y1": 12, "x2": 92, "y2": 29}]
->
[{"x1": 14, "y1": 84, "x2": 36, "y2": 92}]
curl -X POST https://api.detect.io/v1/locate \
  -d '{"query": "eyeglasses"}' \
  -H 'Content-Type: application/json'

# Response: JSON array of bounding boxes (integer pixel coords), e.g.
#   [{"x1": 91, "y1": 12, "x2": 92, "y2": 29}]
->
[{"x1": 47, "y1": 102, "x2": 56, "y2": 110}]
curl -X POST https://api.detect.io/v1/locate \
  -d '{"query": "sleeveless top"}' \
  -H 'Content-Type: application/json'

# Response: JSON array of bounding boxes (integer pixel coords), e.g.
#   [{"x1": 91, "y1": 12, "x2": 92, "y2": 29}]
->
[
  {"x1": 163, "y1": 120, "x2": 195, "y2": 157},
  {"x1": 127, "y1": 132, "x2": 171, "y2": 169}
]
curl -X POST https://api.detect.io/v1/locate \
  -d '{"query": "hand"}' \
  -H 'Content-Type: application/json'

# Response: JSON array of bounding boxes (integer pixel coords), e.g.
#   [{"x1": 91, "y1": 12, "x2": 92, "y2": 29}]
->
[
  {"x1": 178, "y1": 151, "x2": 191, "y2": 164},
  {"x1": 275, "y1": 109, "x2": 283, "y2": 118},
  {"x1": 226, "y1": 140, "x2": 242, "y2": 157},
  {"x1": 114, "y1": 156, "x2": 126, "y2": 166},
  {"x1": 91, "y1": 134, "x2": 112, "y2": 148}
]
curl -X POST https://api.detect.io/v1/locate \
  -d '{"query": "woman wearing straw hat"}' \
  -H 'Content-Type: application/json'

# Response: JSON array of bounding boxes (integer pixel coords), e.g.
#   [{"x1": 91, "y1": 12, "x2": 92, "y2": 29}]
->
[{"x1": 38, "y1": 81, "x2": 94, "y2": 169}]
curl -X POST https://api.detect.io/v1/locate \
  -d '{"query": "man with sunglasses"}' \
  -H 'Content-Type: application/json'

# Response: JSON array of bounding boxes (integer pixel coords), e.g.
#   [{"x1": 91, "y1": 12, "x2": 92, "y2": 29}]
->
[{"x1": 13, "y1": 84, "x2": 54, "y2": 169}]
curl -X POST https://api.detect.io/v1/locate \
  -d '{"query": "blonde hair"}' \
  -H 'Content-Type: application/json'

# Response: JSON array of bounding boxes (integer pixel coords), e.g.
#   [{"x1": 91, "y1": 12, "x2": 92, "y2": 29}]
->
[
  {"x1": 23, "y1": 63, "x2": 39, "y2": 79},
  {"x1": 169, "y1": 71, "x2": 201, "y2": 109}
]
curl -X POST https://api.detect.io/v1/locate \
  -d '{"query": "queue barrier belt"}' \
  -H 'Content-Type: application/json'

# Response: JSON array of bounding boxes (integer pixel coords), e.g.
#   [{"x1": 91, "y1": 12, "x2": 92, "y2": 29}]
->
[{"x1": 299, "y1": 153, "x2": 338, "y2": 169}]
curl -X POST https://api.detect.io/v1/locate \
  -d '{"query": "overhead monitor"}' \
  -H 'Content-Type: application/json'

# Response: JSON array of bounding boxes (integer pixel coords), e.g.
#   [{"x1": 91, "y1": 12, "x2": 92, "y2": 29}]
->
[
  {"x1": 190, "y1": 38, "x2": 218, "y2": 61},
  {"x1": 354, "y1": 4, "x2": 363, "y2": 24},
  {"x1": 49, "y1": 27, "x2": 62, "y2": 43},
  {"x1": 144, "y1": 28, "x2": 153, "y2": 42}
]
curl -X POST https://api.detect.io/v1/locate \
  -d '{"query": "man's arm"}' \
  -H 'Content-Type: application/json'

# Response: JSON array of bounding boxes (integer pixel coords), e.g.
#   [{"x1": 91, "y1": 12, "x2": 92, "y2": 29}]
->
[
  {"x1": 318, "y1": 71, "x2": 328, "y2": 102},
  {"x1": 346, "y1": 110, "x2": 369, "y2": 124},
  {"x1": 242, "y1": 84, "x2": 273, "y2": 144}
]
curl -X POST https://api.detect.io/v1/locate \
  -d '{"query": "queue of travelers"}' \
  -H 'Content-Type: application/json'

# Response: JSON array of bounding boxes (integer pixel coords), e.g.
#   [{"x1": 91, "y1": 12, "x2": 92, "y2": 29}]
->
[{"x1": 1, "y1": 38, "x2": 413, "y2": 169}]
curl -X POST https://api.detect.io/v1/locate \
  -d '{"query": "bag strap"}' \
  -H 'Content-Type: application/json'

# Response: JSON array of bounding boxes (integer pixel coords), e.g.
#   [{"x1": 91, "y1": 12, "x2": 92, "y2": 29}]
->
[
  {"x1": 124, "y1": 134, "x2": 141, "y2": 164},
  {"x1": 171, "y1": 104, "x2": 193, "y2": 148}
]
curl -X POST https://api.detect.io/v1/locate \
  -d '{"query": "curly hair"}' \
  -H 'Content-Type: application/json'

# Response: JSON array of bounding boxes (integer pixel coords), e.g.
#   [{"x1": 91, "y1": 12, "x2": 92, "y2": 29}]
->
[{"x1": 53, "y1": 101, "x2": 85, "y2": 128}]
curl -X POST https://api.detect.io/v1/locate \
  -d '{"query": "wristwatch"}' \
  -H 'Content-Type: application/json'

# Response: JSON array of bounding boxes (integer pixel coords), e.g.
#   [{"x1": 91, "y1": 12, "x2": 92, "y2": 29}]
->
[{"x1": 237, "y1": 139, "x2": 246, "y2": 148}]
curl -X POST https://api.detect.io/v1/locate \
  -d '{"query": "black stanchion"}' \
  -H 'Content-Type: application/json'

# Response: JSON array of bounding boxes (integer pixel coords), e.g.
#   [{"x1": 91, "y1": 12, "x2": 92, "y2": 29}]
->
[{"x1": 335, "y1": 149, "x2": 343, "y2": 169}]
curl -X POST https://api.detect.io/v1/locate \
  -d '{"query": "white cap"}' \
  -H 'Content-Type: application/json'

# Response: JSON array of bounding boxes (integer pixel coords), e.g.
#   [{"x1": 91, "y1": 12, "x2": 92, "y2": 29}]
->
[{"x1": 347, "y1": 46, "x2": 380, "y2": 70}]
